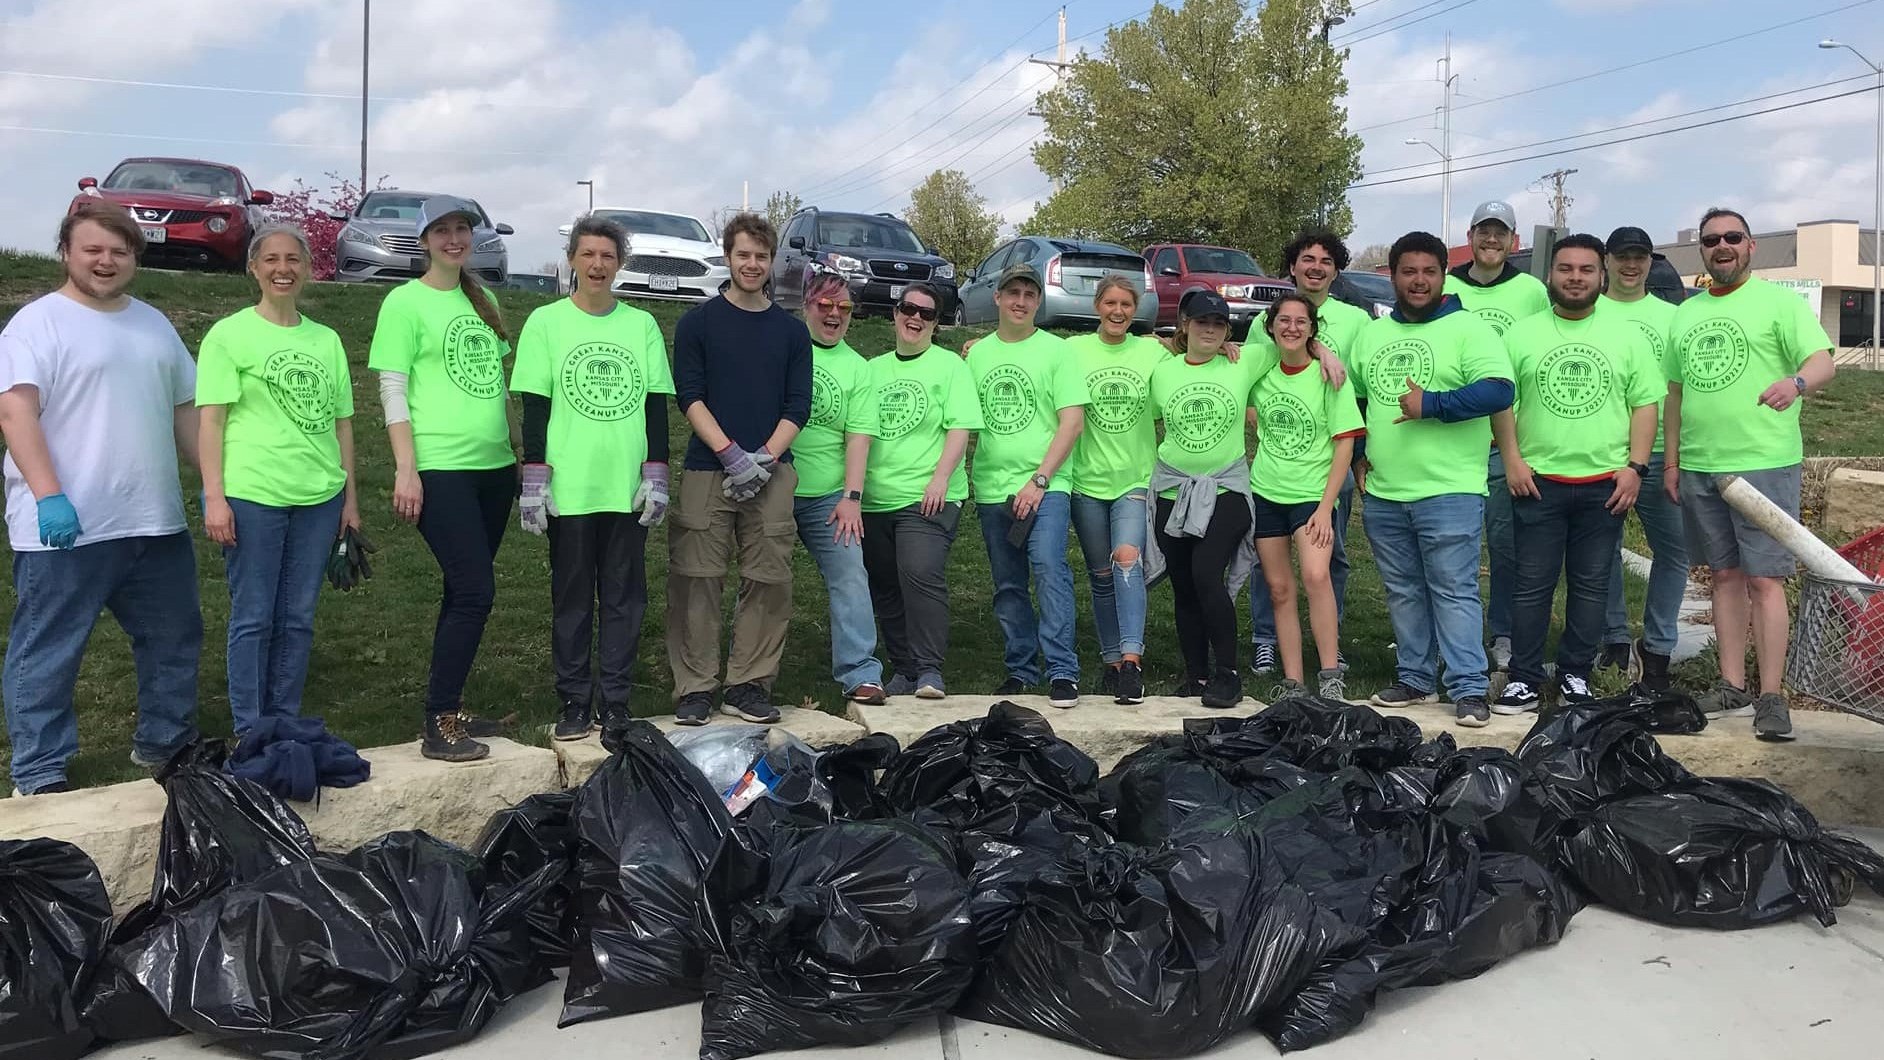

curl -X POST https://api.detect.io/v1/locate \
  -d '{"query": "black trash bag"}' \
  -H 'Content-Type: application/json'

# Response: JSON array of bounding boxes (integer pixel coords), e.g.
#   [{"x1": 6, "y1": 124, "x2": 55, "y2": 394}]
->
[
  {"x1": 815, "y1": 732, "x2": 902, "y2": 820},
  {"x1": 697, "y1": 819, "x2": 977, "y2": 1060},
  {"x1": 1194, "y1": 696, "x2": 1429, "y2": 774},
  {"x1": 1102, "y1": 730, "x2": 1316, "y2": 846},
  {"x1": 1562, "y1": 776, "x2": 1884, "y2": 929},
  {"x1": 953, "y1": 803, "x2": 1111, "y2": 955},
  {"x1": 958, "y1": 814, "x2": 1360, "y2": 1059},
  {"x1": 1430, "y1": 746, "x2": 1554, "y2": 860},
  {"x1": 1514, "y1": 697, "x2": 1697, "y2": 852},
  {"x1": 473, "y1": 792, "x2": 577, "y2": 968},
  {"x1": 561, "y1": 720, "x2": 755, "y2": 1026},
  {"x1": 113, "y1": 830, "x2": 555, "y2": 1060},
  {"x1": 879, "y1": 702, "x2": 1101, "y2": 830},
  {"x1": 0, "y1": 839, "x2": 113, "y2": 1060}
]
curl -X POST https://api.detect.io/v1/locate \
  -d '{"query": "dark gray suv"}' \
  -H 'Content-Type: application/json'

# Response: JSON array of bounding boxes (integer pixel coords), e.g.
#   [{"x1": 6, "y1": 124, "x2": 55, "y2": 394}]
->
[{"x1": 771, "y1": 208, "x2": 959, "y2": 317}]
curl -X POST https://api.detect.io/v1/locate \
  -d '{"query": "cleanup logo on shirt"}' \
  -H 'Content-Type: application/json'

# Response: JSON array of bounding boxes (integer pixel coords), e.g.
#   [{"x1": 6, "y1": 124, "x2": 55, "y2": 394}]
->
[
  {"x1": 1680, "y1": 319, "x2": 1750, "y2": 393},
  {"x1": 559, "y1": 342, "x2": 646, "y2": 421},
  {"x1": 1085, "y1": 365, "x2": 1147, "y2": 434},
  {"x1": 875, "y1": 377, "x2": 930, "y2": 440},
  {"x1": 1165, "y1": 381, "x2": 1238, "y2": 454},
  {"x1": 1473, "y1": 307, "x2": 1516, "y2": 335},
  {"x1": 1538, "y1": 343, "x2": 1613, "y2": 419},
  {"x1": 1257, "y1": 391, "x2": 1317, "y2": 460},
  {"x1": 809, "y1": 364, "x2": 845, "y2": 430},
  {"x1": 979, "y1": 364, "x2": 1038, "y2": 435},
  {"x1": 263, "y1": 349, "x2": 336, "y2": 435},
  {"x1": 1626, "y1": 319, "x2": 1666, "y2": 360},
  {"x1": 443, "y1": 315, "x2": 504, "y2": 400},
  {"x1": 1365, "y1": 338, "x2": 1435, "y2": 400}
]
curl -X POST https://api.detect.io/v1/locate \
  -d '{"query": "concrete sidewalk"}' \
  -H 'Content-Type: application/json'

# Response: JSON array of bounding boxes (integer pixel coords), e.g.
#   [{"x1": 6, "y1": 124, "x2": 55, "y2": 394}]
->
[{"x1": 93, "y1": 834, "x2": 1884, "y2": 1060}]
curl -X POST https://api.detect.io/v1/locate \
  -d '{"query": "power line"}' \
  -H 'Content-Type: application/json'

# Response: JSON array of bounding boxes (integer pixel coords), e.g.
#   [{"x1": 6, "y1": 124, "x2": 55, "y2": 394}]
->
[
  {"x1": 0, "y1": 123, "x2": 547, "y2": 157},
  {"x1": 813, "y1": 82, "x2": 1042, "y2": 201},
  {"x1": 1332, "y1": 0, "x2": 1480, "y2": 47},
  {"x1": 0, "y1": 67, "x2": 587, "y2": 112},
  {"x1": 855, "y1": 108, "x2": 1040, "y2": 209}
]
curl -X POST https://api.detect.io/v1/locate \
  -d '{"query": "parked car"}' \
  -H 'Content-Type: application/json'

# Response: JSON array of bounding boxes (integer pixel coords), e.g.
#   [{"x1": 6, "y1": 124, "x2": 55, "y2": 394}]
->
[
  {"x1": 69, "y1": 157, "x2": 274, "y2": 270},
  {"x1": 1141, "y1": 243, "x2": 1289, "y2": 339},
  {"x1": 1332, "y1": 269, "x2": 1396, "y2": 318},
  {"x1": 772, "y1": 209, "x2": 959, "y2": 317},
  {"x1": 958, "y1": 237, "x2": 1157, "y2": 331},
  {"x1": 331, "y1": 190, "x2": 512, "y2": 285},
  {"x1": 557, "y1": 207, "x2": 730, "y2": 301}
]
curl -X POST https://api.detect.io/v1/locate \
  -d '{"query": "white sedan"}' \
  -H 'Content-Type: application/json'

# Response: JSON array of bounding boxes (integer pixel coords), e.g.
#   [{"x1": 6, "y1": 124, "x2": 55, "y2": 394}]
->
[{"x1": 556, "y1": 207, "x2": 730, "y2": 301}]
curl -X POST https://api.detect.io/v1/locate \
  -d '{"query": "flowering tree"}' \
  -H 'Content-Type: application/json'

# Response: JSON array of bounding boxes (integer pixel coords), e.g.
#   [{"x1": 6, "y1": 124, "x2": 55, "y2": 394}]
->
[{"x1": 265, "y1": 172, "x2": 386, "y2": 280}]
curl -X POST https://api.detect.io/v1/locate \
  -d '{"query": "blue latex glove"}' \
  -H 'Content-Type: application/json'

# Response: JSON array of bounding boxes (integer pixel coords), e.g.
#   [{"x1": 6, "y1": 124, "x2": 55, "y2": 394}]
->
[{"x1": 36, "y1": 493, "x2": 81, "y2": 549}]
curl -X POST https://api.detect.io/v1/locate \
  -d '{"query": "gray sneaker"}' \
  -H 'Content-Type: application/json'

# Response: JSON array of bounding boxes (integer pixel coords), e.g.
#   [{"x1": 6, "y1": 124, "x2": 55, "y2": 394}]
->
[
  {"x1": 1698, "y1": 680, "x2": 1756, "y2": 718},
  {"x1": 915, "y1": 672, "x2": 947, "y2": 699},
  {"x1": 1753, "y1": 692, "x2": 1795, "y2": 741},
  {"x1": 1370, "y1": 682, "x2": 1439, "y2": 708},
  {"x1": 884, "y1": 673, "x2": 918, "y2": 697},
  {"x1": 1489, "y1": 636, "x2": 1513, "y2": 673},
  {"x1": 1271, "y1": 678, "x2": 1310, "y2": 701},
  {"x1": 1317, "y1": 668, "x2": 1347, "y2": 701},
  {"x1": 1455, "y1": 696, "x2": 1491, "y2": 729}
]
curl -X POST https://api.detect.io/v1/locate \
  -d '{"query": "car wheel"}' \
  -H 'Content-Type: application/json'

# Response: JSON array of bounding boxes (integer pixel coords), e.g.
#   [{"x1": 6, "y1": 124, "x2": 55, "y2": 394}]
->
[{"x1": 950, "y1": 302, "x2": 966, "y2": 327}]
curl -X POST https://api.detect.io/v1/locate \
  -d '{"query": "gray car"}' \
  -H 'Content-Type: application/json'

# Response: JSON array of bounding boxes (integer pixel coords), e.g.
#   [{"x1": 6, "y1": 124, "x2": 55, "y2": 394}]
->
[
  {"x1": 332, "y1": 190, "x2": 512, "y2": 284},
  {"x1": 956, "y1": 236, "x2": 1158, "y2": 331}
]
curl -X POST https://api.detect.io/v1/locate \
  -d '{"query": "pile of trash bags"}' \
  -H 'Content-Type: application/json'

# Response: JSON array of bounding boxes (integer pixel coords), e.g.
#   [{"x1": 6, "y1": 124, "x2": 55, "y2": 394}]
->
[{"x1": 6, "y1": 693, "x2": 1883, "y2": 1060}]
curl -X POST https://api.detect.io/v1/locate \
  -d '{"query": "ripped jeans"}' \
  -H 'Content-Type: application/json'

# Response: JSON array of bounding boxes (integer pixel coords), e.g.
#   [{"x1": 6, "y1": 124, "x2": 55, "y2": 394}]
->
[{"x1": 1071, "y1": 489, "x2": 1148, "y2": 662}]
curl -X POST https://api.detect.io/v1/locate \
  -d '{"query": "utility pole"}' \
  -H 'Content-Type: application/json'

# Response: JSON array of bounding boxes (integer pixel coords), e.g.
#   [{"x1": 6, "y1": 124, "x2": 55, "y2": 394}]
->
[
  {"x1": 576, "y1": 180, "x2": 594, "y2": 215},
  {"x1": 1534, "y1": 168, "x2": 1579, "y2": 229},
  {"x1": 742, "y1": 181, "x2": 749, "y2": 212},
  {"x1": 1437, "y1": 33, "x2": 1457, "y2": 248},
  {"x1": 1026, "y1": 7, "x2": 1073, "y2": 190},
  {"x1": 359, "y1": 0, "x2": 370, "y2": 197}
]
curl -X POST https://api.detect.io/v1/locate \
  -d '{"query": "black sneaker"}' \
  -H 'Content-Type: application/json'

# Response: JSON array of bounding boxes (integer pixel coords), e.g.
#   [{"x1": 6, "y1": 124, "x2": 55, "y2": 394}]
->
[
  {"x1": 1370, "y1": 683, "x2": 1438, "y2": 708},
  {"x1": 1174, "y1": 676, "x2": 1208, "y2": 698},
  {"x1": 455, "y1": 709, "x2": 515, "y2": 739},
  {"x1": 1100, "y1": 667, "x2": 1120, "y2": 697},
  {"x1": 1634, "y1": 638, "x2": 1672, "y2": 692},
  {"x1": 993, "y1": 676, "x2": 1029, "y2": 697},
  {"x1": 1455, "y1": 696, "x2": 1491, "y2": 728},
  {"x1": 1493, "y1": 680, "x2": 1541, "y2": 715},
  {"x1": 721, "y1": 682, "x2": 781, "y2": 724},
  {"x1": 1754, "y1": 692, "x2": 1795, "y2": 741},
  {"x1": 675, "y1": 691, "x2": 712, "y2": 727},
  {"x1": 1250, "y1": 642, "x2": 1279, "y2": 676},
  {"x1": 552, "y1": 697, "x2": 595, "y2": 741},
  {"x1": 1201, "y1": 668, "x2": 1243, "y2": 709},
  {"x1": 1114, "y1": 661, "x2": 1145, "y2": 705},
  {"x1": 1048, "y1": 679, "x2": 1080, "y2": 709},
  {"x1": 1596, "y1": 642, "x2": 1633, "y2": 672},
  {"x1": 1556, "y1": 671, "x2": 1596, "y2": 705},
  {"x1": 423, "y1": 711, "x2": 491, "y2": 762},
  {"x1": 598, "y1": 704, "x2": 633, "y2": 752}
]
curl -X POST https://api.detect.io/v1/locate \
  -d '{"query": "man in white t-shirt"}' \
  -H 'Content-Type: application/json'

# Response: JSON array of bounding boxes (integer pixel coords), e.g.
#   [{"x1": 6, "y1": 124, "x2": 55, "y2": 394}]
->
[{"x1": 0, "y1": 202, "x2": 204, "y2": 795}]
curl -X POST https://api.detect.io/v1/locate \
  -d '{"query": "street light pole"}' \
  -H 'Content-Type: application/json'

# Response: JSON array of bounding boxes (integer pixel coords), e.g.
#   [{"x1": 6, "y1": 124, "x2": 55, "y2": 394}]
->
[
  {"x1": 359, "y1": 0, "x2": 369, "y2": 197},
  {"x1": 1820, "y1": 39, "x2": 1882, "y2": 371},
  {"x1": 576, "y1": 180, "x2": 594, "y2": 215},
  {"x1": 1405, "y1": 137, "x2": 1450, "y2": 242}
]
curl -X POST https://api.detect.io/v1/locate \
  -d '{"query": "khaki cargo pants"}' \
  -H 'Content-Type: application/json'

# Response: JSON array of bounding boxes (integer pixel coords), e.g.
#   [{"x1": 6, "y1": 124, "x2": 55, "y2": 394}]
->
[{"x1": 665, "y1": 464, "x2": 797, "y2": 698}]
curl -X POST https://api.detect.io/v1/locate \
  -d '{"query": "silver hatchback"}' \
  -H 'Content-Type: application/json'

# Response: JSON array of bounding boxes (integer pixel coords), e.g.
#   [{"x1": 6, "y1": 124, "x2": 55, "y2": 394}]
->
[
  {"x1": 956, "y1": 237, "x2": 1159, "y2": 331},
  {"x1": 332, "y1": 190, "x2": 511, "y2": 285}
]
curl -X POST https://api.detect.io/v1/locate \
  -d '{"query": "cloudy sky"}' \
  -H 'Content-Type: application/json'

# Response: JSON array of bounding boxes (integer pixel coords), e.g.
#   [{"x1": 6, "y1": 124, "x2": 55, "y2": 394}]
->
[{"x1": 1, "y1": 0, "x2": 1880, "y2": 272}]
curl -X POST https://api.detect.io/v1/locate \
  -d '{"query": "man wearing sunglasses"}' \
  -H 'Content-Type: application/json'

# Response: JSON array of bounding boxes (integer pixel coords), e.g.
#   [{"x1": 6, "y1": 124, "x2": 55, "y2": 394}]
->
[
  {"x1": 1664, "y1": 207, "x2": 1835, "y2": 742},
  {"x1": 791, "y1": 268, "x2": 886, "y2": 706}
]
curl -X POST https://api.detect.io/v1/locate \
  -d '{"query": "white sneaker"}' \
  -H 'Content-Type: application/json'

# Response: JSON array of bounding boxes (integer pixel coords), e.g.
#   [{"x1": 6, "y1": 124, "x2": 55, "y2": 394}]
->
[{"x1": 1492, "y1": 680, "x2": 1541, "y2": 715}]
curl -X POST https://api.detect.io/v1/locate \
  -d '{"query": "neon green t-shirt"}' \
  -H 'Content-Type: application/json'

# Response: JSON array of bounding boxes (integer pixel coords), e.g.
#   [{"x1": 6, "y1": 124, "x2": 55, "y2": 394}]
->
[
  {"x1": 1504, "y1": 310, "x2": 1662, "y2": 479},
  {"x1": 793, "y1": 340, "x2": 880, "y2": 498},
  {"x1": 1666, "y1": 276, "x2": 1831, "y2": 473},
  {"x1": 1307, "y1": 294, "x2": 1374, "y2": 362},
  {"x1": 967, "y1": 329, "x2": 1089, "y2": 501},
  {"x1": 367, "y1": 280, "x2": 514, "y2": 472},
  {"x1": 1350, "y1": 309, "x2": 1514, "y2": 502},
  {"x1": 1251, "y1": 361, "x2": 1365, "y2": 505},
  {"x1": 1597, "y1": 293, "x2": 1678, "y2": 451},
  {"x1": 1444, "y1": 269, "x2": 1550, "y2": 336},
  {"x1": 1149, "y1": 353, "x2": 1265, "y2": 498},
  {"x1": 195, "y1": 307, "x2": 354, "y2": 508},
  {"x1": 510, "y1": 299, "x2": 675, "y2": 516},
  {"x1": 862, "y1": 344, "x2": 983, "y2": 513},
  {"x1": 1065, "y1": 333, "x2": 1166, "y2": 500}
]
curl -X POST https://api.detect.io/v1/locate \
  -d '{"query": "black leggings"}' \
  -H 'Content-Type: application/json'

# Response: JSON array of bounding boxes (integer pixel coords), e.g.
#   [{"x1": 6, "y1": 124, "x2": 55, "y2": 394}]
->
[
  {"x1": 416, "y1": 466, "x2": 516, "y2": 714},
  {"x1": 1154, "y1": 495, "x2": 1251, "y2": 681}
]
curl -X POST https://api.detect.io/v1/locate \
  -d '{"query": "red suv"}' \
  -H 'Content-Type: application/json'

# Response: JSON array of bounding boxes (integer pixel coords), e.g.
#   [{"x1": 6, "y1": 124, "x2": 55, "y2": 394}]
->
[
  {"x1": 1143, "y1": 243, "x2": 1293, "y2": 339},
  {"x1": 69, "y1": 158, "x2": 274, "y2": 270}
]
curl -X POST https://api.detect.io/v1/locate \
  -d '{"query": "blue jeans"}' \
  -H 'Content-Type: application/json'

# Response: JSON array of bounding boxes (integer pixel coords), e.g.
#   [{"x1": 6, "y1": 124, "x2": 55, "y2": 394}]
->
[
  {"x1": 1511, "y1": 478, "x2": 1626, "y2": 686},
  {"x1": 4, "y1": 532, "x2": 202, "y2": 792},
  {"x1": 1070, "y1": 490, "x2": 1148, "y2": 663},
  {"x1": 223, "y1": 493, "x2": 344, "y2": 734},
  {"x1": 794, "y1": 492, "x2": 884, "y2": 692},
  {"x1": 1604, "y1": 452, "x2": 1689, "y2": 655},
  {"x1": 1485, "y1": 450, "x2": 1516, "y2": 640},
  {"x1": 1363, "y1": 494, "x2": 1490, "y2": 700},
  {"x1": 1250, "y1": 472, "x2": 1354, "y2": 646},
  {"x1": 978, "y1": 491, "x2": 1080, "y2": 683}
]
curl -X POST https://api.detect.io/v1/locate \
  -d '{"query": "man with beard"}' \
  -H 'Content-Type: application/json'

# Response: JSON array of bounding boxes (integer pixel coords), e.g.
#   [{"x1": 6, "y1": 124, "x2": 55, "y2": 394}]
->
[
  {"x1": 0, "y1": 202, "x2": 204, "y2": 795},
  {"x1": 1489, "y1": 234, "x2": 1660, "y2": 715},
  {"x1": 1665, "y1": 208, "x2": 1835, "y2": 741},
  {"x1": 667, "y1": 213, "x2": 813, "y2": 726},
  {"x1": 1351, "y1": 232, "x2": 1512, "y2": 728}
]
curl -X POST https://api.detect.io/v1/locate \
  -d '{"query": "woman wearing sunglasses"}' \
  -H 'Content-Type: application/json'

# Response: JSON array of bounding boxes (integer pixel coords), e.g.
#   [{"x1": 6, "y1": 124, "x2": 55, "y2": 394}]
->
[
  {"x1": 790, "y1": 268, "x2": 886, "y2": 705},
  {"x1": 859, "y1": 284, "x2": 983, "y2": 698}
]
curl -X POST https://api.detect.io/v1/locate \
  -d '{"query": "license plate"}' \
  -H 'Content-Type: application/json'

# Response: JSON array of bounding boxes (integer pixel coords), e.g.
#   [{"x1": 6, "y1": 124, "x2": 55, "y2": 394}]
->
[
  {"x1": 141, "y1": 226, "x2": 166, "y2": 244},
  {"x1": 649, "y1": 273, "x2": 679, "y2": 292},
  {"x1": 888, "y1": 284, "x2": 905, "y2": 300}
]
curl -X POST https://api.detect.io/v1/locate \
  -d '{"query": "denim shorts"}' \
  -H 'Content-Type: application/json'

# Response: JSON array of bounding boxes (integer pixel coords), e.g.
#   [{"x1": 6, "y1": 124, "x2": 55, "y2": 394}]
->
[
  {"x1": 1679, "y1": 464, "x2": 1802, "y2": 578},
  {"x1": 1252, "y1": 492, "x2": 1319, "y2": 539}
]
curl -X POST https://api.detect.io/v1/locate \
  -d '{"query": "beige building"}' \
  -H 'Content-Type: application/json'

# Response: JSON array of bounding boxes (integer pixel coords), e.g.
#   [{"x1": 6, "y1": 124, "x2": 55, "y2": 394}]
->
[{"x1": 1658, "y1": 219, "x2": 1880, "y2": 357}]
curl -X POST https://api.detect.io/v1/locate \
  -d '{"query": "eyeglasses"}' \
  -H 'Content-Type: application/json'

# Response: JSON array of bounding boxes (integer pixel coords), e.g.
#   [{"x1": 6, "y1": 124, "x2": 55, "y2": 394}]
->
[
  {"x1": 894, "y1": 301, "x2": 938, "y2": 321},
  {"x1": 1699, "y1": 231, "x2": 1748, "y2": 248},
  {"x1": 813, "y1": 297, "x2": 855, "y2": 314}
]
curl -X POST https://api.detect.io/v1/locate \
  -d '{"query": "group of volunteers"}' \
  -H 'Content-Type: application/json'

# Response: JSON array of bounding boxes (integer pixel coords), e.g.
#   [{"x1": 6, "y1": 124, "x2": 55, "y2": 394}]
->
[{"x1": 0, "y1": 190, "x2": 1834, "y2": 793}]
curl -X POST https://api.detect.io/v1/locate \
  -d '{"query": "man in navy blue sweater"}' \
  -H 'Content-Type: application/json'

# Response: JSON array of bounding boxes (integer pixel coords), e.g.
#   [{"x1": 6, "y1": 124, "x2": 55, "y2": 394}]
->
[{"x1": 666, "y1": 213, "x2": 813, "y2": 726}]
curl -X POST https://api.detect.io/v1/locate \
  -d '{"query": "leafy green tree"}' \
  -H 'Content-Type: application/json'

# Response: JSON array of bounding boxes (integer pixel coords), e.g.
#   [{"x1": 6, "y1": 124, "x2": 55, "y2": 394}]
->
[
  {"x1": 764, "y1": 189, "x2": 804, "y2": 235},
  {"x1": 1025, "y1": 0, "x2": 1362, "y2": 267},
  {"x1": 903, "y1": 169, "x2": 1001, "y2": 272}
]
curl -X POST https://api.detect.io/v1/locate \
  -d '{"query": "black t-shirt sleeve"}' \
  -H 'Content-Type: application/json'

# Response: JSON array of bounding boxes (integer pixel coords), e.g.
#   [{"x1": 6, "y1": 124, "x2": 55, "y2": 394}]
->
[
  {"x1": 521, "y1": 392, "x2": 550, "y2": 464},
  {"x1": 645, "y1": 392, "x2": 669, "y2": 462}
]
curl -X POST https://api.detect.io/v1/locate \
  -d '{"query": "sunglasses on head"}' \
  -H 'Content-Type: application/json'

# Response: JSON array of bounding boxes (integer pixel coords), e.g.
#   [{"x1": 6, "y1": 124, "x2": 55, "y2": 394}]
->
[
  {"x1": 1699, "y1": 231, "x2": 1748, "y2": 248},
  {"x1": 813, "y1": 297, "x2": 855, "y2": 314},
  {"x1": 894, "y1": 301, "x2": 938, "y2": 321}
]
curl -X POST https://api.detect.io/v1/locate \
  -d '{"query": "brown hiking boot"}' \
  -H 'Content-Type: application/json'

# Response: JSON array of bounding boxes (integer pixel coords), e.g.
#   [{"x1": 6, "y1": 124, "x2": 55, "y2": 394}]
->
[{"x1": 423, "y1": 711, "x2": 490, "y2": 762}]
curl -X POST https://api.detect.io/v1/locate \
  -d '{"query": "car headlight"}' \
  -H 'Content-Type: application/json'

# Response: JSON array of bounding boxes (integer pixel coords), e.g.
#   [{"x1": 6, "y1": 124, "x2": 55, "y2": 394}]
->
[
  {"x1": 476, "y1": 236, "x2": 505, "y2": 253},
  {"x1": 206, "y1": 216, "x2": 229, "y2": 234},
  {"x1": 934, "y1": 262, "x2": 955, "y2": 280},
  {"x1": 825, "y1": 252, "x2": 866, "y2": 274},
  {"x1": 339, "y1": 225, "x2": 375, "y2": 247},
  {"x1": 705, "y1": 255, "x2": 726, "y2": 267}
]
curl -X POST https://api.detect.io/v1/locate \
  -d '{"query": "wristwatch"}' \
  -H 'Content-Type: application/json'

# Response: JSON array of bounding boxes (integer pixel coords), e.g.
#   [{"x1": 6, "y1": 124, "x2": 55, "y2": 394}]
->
[
  {"x1": 1792, "y1": 374, "x2": 1807, "y2": 394},
  {"x1": 1031, "y1": 473, "x2": 1051, "y2": 490},
  {"x1": 843, "y1": 489, "x2": 863, "y2": 502},
  {"x1": 1627, "y1": 461, "x2": 1651, "y2": 480}
]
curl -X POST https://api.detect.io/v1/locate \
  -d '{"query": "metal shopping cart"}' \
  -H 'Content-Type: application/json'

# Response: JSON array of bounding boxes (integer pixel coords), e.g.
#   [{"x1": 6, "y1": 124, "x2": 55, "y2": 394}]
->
[{"x1": 1787, "y1": 526, "x2": 1884, "y2": 724}]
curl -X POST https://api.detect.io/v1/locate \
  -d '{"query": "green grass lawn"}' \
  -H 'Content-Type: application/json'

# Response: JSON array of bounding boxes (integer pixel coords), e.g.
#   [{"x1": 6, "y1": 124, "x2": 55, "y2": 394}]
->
[{"x1": 0, "y1": 249, "x2": 1873, "y2": 791}]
